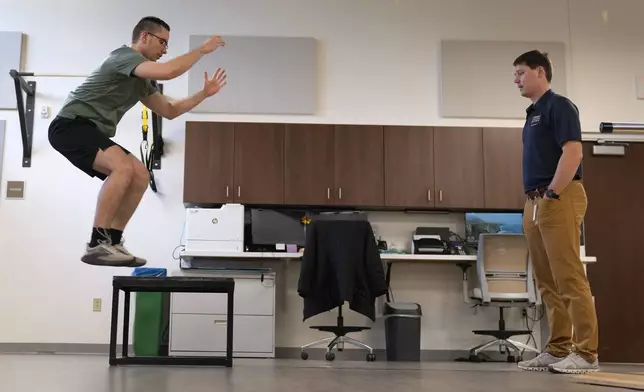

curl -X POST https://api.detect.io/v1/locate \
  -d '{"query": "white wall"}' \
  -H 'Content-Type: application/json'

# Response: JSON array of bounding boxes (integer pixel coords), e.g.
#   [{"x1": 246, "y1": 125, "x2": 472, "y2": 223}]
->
[{"x1": 0, "y1": 0, "x2": 641, "y2": 352}]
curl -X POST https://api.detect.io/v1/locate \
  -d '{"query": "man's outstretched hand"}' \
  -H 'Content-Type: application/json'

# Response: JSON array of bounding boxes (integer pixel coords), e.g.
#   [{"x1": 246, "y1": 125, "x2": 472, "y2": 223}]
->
[
  {"x1": 203, "y1": 68, "x2": 227, "y2": 97},
  {"x1": 199, "y1": 35, "x2": 225, "y2": 54}
]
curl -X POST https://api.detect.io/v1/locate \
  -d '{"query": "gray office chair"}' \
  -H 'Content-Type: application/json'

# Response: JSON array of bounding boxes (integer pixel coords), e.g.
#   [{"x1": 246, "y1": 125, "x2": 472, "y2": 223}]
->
[{"x1": 463, "y1": 233, "x2": 541, "y2": 362}]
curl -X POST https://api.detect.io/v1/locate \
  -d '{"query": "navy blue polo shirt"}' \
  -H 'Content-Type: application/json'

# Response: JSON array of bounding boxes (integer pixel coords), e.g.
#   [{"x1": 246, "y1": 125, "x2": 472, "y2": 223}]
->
[{"x1": 522, "y1": 89, "x2": 582, "y2": 192}]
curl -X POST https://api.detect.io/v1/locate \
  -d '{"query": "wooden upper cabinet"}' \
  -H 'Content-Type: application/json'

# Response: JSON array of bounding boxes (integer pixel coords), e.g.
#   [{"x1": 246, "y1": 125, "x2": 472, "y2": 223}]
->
[
  {"x1": 384, "y1": 126, "x2": 434, "y2": 208},
  {"x1": 284, "y1": 124, "x2": 335, "y2": 205},
  {"x1": 482, "y1": 128, "x2": 525, "y2": 210},
  {"x1": 184, "y1": 121, "x2": 234, "y2": 204},
  {"x1": 334, "y1": 125, "x2": 384, "y2": 206},
  {"x1": 433, "y1": 127, "x2": 485, "y2": 209},
  {"x1": 233, "y1": 122, "x2": 285, "y2": 205},
  {"x1": 183, "y1": 121, "x2": 529, "y2": 211}
]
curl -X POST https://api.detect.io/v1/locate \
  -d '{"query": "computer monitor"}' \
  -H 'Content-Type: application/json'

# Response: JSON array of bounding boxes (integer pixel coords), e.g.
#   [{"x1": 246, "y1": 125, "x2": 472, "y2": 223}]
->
[
  {"x1": 249, "y1": 208, "x2": 308, "y2": 249},
  {"x1": 465, "y1": 212, "x2": 523, "y2": 244}
]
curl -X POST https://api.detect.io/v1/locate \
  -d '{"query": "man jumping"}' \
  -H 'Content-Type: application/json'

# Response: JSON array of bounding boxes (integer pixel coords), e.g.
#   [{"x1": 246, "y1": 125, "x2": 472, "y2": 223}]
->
[{"x1": 48, "y1": 16, "x2": 227, "y2": 267}]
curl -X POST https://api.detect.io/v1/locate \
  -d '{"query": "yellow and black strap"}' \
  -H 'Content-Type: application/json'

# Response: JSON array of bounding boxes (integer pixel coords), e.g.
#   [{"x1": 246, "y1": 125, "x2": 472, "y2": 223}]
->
[{"x1": 140, "y1": 104, "x2": 158, "y2": 192}]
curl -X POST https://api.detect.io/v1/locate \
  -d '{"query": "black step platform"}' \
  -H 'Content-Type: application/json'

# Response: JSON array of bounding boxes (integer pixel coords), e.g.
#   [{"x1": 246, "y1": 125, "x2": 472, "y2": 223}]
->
[{"x1": 109, "y1": 276, "x2": 235, "y2": 367}]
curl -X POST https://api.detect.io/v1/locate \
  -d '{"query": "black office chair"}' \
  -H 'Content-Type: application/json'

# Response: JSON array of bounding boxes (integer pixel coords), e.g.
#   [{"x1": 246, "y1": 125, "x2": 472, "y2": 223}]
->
[
  {"x1": 297, "y1": 216, "x2": 387, "y2": 362},
  {"x1": 300, "y1": 303, "x2": 375, "y2": 362}
]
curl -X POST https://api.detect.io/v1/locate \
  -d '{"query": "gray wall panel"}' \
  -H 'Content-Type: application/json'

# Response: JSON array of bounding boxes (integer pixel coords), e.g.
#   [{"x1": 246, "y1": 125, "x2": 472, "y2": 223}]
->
[
  {"x1": 188, "y1": 35, "x2": 318, "y2": 114},
  {"x1": 440, "y1": 40, "x2": 567, "y2": 119},
  {"x1": 0, "y1": 120, "x2": 5, "y2": 189},
  {"x1": 0, "y1": 32, "x2": 24, "y2": 110}
]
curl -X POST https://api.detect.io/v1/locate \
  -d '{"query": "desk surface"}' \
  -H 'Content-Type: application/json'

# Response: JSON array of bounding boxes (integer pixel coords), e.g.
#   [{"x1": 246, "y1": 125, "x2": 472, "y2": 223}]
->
[
  {"x1": 180, "y1": 250, "x2": 303, "y2": 259},
  {"x1": 179, "y1": 250, "x2": 597, "y2": 264}
]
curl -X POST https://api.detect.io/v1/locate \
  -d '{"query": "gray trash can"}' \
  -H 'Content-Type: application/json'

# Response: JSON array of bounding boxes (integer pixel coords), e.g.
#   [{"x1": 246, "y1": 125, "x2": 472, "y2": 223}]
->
[{"x1": 383, "y1": 302, "x2": 422, "y2": 361}]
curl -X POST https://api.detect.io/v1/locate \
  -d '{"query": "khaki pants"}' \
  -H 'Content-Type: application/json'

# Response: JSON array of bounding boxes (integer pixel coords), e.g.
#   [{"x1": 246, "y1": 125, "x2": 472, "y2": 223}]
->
[{"x1": 522, "y1": 180, "x2": 598, "y2": 362}]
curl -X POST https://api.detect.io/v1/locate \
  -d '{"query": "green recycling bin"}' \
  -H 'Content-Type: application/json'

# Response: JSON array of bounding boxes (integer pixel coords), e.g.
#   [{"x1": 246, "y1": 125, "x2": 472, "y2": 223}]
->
[{"x1": 131, "y1": 267, "x2": 169, "y2": 356}]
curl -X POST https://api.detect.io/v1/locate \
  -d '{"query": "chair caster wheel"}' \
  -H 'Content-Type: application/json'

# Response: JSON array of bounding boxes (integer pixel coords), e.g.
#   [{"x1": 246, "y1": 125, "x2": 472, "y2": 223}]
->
[
  {"x1": 469, "y1": 354, "x2": 482, "y2": 362},
  {"x1": 366, "y1": 353, "x2": 376, "y2": 362},
  {"x1": 325, "y1": 352, "x2": 336, "y2": 361},
  {"x1": 301, "y1": 351, "x2": 309, "y2": 360}
]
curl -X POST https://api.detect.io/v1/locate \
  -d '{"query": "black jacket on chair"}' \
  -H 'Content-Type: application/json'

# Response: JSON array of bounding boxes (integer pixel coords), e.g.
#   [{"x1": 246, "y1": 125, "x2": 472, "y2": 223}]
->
[{"x1": 297, "y1": 219, "x2": 388, "y2": 322}]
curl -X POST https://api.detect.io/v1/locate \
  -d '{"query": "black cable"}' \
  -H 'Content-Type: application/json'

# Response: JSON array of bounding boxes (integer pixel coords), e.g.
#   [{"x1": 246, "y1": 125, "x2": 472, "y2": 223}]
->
[{"x1": 520, "y1": 306, "x2": 540, "y2": 357}]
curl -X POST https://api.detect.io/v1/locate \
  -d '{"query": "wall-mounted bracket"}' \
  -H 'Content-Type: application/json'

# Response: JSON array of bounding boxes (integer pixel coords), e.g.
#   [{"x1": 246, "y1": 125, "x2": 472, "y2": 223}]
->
[
  {"x1": 9, "y1": 69, "x2": 36, "y2": 167},
  {"x1": 151, "y1": 82, "x2": 164, "y2": 169},
  {"x1": 600, "y1": 122, "x2": 644, "y2": 134}
]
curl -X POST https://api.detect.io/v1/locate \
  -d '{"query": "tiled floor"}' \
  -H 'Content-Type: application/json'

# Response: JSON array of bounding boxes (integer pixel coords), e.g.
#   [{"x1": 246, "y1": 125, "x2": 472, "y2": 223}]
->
[{"x1": 0, "y1": 354, "x2": 640, "y2": 392}]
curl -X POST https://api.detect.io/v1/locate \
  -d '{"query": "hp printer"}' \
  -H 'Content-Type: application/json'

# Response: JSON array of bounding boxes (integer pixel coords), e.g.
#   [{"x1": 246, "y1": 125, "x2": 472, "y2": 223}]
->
[{"x1": 183, "y1": 204, "x2": 245, "y2": 254}]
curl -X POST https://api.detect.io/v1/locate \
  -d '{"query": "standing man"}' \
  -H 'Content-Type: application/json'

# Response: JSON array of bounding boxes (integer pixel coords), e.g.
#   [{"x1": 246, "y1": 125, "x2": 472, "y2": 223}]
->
[
  {"x1": 513, "y1": 50, "x2": 599, "y2": 374},
  {"x1": 49, "y1": 16, "x2": 227, "y2": 267}
]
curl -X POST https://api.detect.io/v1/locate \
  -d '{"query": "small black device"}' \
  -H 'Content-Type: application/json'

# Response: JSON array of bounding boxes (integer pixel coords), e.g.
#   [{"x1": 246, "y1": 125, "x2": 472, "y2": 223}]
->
[
  {"x1": 545, "y1": 189, "x2": 560, "y2": 199},
  {"x1": 411, "y1": 227, "x2": 453, "y2": 255}
]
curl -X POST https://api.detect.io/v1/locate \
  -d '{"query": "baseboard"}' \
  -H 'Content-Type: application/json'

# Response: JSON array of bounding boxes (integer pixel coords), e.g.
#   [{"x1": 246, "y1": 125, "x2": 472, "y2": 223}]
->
[
  {"x1": 276, "y1": 347, "x2": 536, "y2": 362},
  {"x1": 0, "y1": 343, "x2": 537, "y2": 362},
  {"x1": 0, "y1": 343, "x2": 130, "y2": 355}
]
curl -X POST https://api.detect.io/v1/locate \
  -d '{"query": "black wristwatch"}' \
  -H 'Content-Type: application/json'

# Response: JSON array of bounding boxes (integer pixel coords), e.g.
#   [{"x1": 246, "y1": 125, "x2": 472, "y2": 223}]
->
[{"x1": 545, "y1": 189, "x2": 560, "y2": 199}]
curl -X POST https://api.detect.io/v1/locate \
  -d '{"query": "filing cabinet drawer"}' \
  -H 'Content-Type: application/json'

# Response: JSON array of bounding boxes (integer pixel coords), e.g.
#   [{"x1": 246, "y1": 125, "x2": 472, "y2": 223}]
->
[
  {"x1": 170, "y1": 313, "x2": 274, "y2": 354},
  {"x1": 171, "y1": 277, "x2": 275, "y2": 316}
]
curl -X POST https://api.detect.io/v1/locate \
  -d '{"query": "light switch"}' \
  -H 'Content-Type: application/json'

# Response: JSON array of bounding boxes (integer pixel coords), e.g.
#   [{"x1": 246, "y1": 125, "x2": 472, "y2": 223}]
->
[
  {"x1": 6, "y1": 181, "x2": 25, "y2": 199},
  {"x1": 635, "y1": 76, "x2": 644, "y2": 100}
]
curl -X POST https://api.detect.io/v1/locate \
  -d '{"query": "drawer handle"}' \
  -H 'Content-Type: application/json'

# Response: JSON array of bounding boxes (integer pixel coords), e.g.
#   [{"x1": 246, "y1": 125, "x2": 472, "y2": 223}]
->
[{"x1": 214, "y1": 320, "x2": 227, "y2": 325}]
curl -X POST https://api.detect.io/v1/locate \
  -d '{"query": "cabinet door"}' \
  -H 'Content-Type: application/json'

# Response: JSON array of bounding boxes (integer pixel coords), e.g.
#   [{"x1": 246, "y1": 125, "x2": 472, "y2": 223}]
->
[
  {"x1": 433, "y1": 127, "x2": 485, "y2": 209},
  {"x1": 184, "y1": 122, "x2": 234, "y2": 204},
  {"x1": 334, "y1": 125, "x2": 384, "y2": 206},
  {"x1": 284, "y1": 124, "x2": 335, "y2": 205},
  {"x1": 482, "y1": 128, "x2": 525, "y2": 210},
  {"x1": 583, "y1": 142, "x2": 644, "y2": 363},
  {"x1": 233, "y1": 123, "x2": 284, "y2": 204},
  {"x1": 384, "y1": 126, "x2": 434, "y2": 208}
]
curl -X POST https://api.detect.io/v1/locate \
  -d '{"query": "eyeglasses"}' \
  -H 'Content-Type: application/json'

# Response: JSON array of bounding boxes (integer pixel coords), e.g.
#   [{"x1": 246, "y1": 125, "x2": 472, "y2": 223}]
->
[{"x1": 146, "y1": 32, "x2": 168, "y2": 48}]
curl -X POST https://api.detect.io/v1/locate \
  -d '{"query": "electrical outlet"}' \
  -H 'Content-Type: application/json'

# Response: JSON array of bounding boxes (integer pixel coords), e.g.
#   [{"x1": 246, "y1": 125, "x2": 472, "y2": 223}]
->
[
  {"x1": 93, "y1": 298, "x2": 102, "y2": 312},
  {"x1": 40, "y1": 105, "x2": 50, "y2": 119}
]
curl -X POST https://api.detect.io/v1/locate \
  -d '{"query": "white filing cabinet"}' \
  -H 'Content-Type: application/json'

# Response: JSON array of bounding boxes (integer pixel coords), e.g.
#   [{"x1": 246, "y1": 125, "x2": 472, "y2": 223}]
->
[{"x1": 169, "y1": 271, "x2": 276, "y2": 358}]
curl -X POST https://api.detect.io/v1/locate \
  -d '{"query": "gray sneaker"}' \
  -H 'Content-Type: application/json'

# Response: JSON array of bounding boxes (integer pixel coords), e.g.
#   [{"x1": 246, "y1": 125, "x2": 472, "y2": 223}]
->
[
  {"x1": 518, "y1": 352, "x2": 567, "y2": 371},
  {"x1": 113, "y1": 240, "x2": 147, "y2": 267},
  {"x1": 548, "y1": 353, "x2": 599, "y2": 374},
  {"x1": 81, "y1": 241, "x2": 135, "y2": 267}
]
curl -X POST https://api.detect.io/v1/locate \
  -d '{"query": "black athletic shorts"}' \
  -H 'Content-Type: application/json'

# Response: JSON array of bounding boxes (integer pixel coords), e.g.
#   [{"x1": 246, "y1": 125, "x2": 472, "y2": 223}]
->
[{"x1": 48, "y1": 116, "x2": 130, "y2": 181}]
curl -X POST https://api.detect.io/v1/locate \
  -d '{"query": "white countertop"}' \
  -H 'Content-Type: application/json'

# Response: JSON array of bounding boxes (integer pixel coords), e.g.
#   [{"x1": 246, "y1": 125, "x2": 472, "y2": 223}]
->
[
  {"x1": 180, "y1": 250, "x2": 303, "y2": 259},
  {"x1": 179, "y1": 250, "x2": 597, "y2": 263}
]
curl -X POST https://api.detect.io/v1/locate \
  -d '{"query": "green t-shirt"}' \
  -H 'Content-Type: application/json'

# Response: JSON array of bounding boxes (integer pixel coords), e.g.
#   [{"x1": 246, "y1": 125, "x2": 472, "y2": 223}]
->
[{"x1": 57, "y1": 45, "x2": 159, "y2": 137}]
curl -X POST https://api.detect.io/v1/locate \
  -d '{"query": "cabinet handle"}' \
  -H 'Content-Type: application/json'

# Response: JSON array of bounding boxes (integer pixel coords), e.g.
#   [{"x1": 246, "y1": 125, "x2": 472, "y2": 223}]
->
[
  {"x1": 327, "y1": 188, "x2": 330, "y2": 200},
  {"x1": 238, "y1": 186, "x2": 241, "y2": 198},
  {"x1": 338, "y1": 188, "x2": 342, "y2": 200},
  {"x1": 214, "y1": 320, "x2": 227, "y2": 325},
  {"x1": 427, "y1": 189, "x2": 431, "y2": 201},
  {"x1": 439, "y1": 190, "x2": 443, "y2": 202},
  {"x1": 226, "y1": 186, "x2": 229, "y2": 198}
]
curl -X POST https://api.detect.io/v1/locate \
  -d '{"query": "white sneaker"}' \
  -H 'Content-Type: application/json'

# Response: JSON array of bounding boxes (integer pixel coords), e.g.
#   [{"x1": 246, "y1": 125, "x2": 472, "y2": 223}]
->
[
  {"x1": 113, "y1": 239, "x2": 147, "y2": 267},
  {"x1": 548, "y1": 353, "x2": 600, "y2": 374},
  {"x1": 518, "y1": 352, "x2": 567, "y2": 372},
  {"x1": 81, "y1": 240, "x2": 134, "y2": 267}
]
